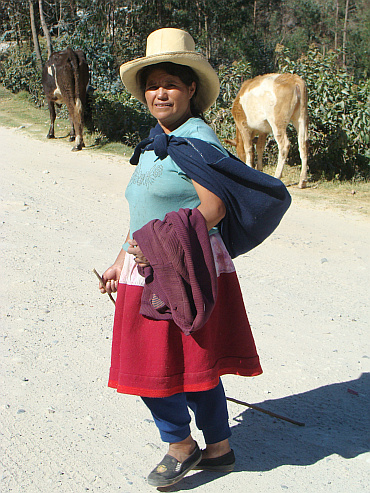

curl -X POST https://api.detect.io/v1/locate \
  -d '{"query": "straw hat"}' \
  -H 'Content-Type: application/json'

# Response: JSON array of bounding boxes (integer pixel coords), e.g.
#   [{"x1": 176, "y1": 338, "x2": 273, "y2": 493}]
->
[{"x1": 120, "y1": 28, "x2": 220, "y2": 112}]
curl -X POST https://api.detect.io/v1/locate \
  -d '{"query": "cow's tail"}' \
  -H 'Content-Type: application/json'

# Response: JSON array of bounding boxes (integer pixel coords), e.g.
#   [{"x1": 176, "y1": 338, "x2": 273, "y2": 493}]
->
[
  {"x1": 296, "y1": 77, "x2": 308, "y2": 131},
  {"x1": 295, "y1": 76, "x2": 309, "y2": 187},
  {"x1": 66, "y1": 47, "x2": 82, "y2": 117}
]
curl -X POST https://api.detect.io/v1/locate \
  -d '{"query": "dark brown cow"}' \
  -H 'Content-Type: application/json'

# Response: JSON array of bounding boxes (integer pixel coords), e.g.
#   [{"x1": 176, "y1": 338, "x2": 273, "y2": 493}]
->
[
  {"x1": 42, "y1": 48, "x2": 89, "y2": 151},
  {"x1": 228, "y1": 73, "x2": 309, "y2": 188}
]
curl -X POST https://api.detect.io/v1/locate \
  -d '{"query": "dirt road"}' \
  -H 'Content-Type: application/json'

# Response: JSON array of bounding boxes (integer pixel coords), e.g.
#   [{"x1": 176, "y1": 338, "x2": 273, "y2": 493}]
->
[{"x1": 1, "y1": 126, "x2": 369, "y2": 492}]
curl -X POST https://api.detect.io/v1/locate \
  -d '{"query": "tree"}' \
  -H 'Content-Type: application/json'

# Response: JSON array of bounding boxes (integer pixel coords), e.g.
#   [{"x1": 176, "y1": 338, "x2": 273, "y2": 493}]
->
[
  {"x1": 38, "y1": 0, "x2": 53, "y2": 58},
  {"x1": 335, "y1": 0, "x2": 339, "y2": 49},
  {"x1": 29, "y1": 0, "x2": 43, "y2": 72},
  {"x1": 342, "y1": 0, "x2": 350, "y2": 67}
]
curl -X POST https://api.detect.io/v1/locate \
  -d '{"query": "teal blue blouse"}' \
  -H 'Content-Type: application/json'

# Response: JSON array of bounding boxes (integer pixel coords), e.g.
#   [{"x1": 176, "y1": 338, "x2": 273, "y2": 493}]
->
[{"x1": 124, "y1": 117, "x2": 226, "y2": 249}]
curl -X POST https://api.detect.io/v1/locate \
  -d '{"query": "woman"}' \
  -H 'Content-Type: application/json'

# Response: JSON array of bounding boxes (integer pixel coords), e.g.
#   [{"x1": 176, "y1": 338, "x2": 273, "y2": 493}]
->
[{"x1": 100, "y1": 28, "x2": 263, "y2": 488}]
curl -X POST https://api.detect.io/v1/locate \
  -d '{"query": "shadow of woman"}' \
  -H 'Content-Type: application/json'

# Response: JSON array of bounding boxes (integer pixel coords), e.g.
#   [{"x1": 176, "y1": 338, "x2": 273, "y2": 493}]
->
[
  {"x1": 229, "y1": 372, "x2": 369, "y2": 471},
  {"x1": 161, "y1": 373, "x2": 369, "y2": 491}
]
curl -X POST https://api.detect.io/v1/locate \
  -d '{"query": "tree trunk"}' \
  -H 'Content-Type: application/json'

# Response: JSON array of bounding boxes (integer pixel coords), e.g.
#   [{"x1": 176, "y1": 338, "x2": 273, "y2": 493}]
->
[
  {"x1": 195, "y1": 0, "x2": 202, "y2": 35},
  {"x1": 253, "y1": 0, "x2": 257, "y2": 32},
  {"x1": 106, "y1": 1, "x2": 117, "y2": 45},
  {"x1": 111, "y1": 3, "x2": 115, "y2": 46},
  {"x1": 68, "y1": 0, "x2": 77, "y2": 28},
  {"x1": 343, "y1": 0, "x2": 350, "y2": 67},
  {"x1": 205, "y1": 13, "x2": 210, "y2": 59},
  {"x1": 38, "y1": 0, "x2": 53, "y2": 58},
  {"x1": 14, "y1": 4, "x2": 21, "y2": 45},
  {"x1": 29, "y1": 0, "x2": 43, "y2": 72},
  {"x1": 58, "y1": 0, "x2": 63, "y2": 37},
  {"x1": 156, "y1": 0, "x2": 163, "y2": 25},
  {"x1": 8, "y1": 1, "x2": 22, "y2": 46},
  {"x1": 334, "y1": 0, "x2": 339, "y2": 50}
]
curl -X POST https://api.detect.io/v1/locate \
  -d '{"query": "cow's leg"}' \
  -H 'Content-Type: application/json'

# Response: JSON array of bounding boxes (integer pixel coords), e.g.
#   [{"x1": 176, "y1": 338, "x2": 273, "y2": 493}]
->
[
  {"x1": 72, "y1": 97, "x2": 85, "y2": 151},
  {"x1": 272, "y1": 125, "x2": 290, "y2": 180},
  {"x1": 244, "y1": 133, "x2": 254, "y2": 168},
  {"x1": 238, "y1": 122, "x2": 254, "y2": 167},
  {"x1": 64, "y1": 97, "x2": 77, "y2": 141},
  {"x1": 65, "y1": 100, "x2": 83, "y2": 151},
  {"x1": 255, "y1": 133, "x2": 267, "y2": 171},
  {"x1": 235, "y1": 126, "x2": 246, "y2": 162},
  {"x1": 68, "y1": 114, "x2": 76, "y2": 141},
  {"x1": 293, "y1": 118, "x2": 308, "y2": 189},
  {"x1": 46, "y1": 101, "x2": 56, "y2": 139},
  {"x1": 245, "y1": 140, "x2": 254, "y2": 168}
]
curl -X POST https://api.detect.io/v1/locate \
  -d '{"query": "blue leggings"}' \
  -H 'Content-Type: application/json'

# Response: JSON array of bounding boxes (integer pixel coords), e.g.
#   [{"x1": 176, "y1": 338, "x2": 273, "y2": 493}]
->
[{"x1": 141, "y1": 380, "x2": 231, "y2": 444}]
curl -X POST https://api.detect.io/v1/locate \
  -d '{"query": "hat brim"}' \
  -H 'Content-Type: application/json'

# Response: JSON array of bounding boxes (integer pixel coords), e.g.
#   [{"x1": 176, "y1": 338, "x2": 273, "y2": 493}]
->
[{"x1": 120, "y1": 51, "x2": 220, "y2": 113}]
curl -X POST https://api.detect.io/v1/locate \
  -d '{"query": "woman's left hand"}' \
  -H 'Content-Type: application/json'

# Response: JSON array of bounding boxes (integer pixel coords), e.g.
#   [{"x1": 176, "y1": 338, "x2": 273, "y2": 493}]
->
[{"x1": 127, "y1": 239, "x2": 150, "y2": 267}]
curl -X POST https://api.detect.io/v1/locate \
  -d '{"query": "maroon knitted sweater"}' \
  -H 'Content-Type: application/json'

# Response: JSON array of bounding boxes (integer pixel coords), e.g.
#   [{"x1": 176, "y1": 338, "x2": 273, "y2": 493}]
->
[{"x1": 133, "y1": 208, "x2": 218, "y2": 335}]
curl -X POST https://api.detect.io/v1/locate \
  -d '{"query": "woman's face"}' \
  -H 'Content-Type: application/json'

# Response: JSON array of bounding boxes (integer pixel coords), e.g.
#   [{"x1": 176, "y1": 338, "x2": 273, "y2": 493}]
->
[{"x1": 144, "y1": 68, "x2": 196, "y2": 133}]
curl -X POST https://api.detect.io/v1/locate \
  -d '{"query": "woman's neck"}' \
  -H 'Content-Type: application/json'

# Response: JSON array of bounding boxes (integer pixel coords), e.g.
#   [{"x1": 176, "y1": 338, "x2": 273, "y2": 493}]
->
[{"x1": 158, "y1": 112, "x2": 193, "y2": 134}]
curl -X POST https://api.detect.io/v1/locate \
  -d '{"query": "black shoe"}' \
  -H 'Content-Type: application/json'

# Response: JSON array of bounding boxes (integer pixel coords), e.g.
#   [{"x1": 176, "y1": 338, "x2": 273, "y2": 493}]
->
[
  {"x1": 193, "y1": 449, "x2": 235, "y2": 472},
  {"x1": 147, "y1": 443, "x2": 202, "y2": 487}
]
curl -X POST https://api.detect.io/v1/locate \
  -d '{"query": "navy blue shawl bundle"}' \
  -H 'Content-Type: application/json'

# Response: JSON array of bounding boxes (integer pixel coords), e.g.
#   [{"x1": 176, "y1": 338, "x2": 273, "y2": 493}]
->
[{"x1": 130, "y1": 124, "x2": 291, "y2": 259}]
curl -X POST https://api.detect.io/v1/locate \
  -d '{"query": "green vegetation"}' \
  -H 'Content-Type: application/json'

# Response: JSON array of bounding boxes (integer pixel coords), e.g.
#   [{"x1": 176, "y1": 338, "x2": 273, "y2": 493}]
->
[
  {"x1": 0, "y1": 1, "x2": 369, "y2": 184},
  {"x1": 1, "y1": 82, "x2": 369, "y2": 215},
  {"x1": 0, "y1": 84, "x2": 132, "y2": 156}
]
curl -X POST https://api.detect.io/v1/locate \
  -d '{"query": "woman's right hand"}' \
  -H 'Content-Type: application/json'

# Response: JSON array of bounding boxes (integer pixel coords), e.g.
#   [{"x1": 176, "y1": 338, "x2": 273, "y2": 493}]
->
[
  {"x1": 100, "y1": 265, "x2": 122, "y2": 294},
  {"x1": 99, "y1": 248, "x2": 127, "y2": 294}
]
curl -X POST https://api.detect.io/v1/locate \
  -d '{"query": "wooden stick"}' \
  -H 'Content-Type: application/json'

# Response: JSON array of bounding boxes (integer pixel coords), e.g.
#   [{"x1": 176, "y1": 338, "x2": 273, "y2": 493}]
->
[
  {"x1": 226, "y1": 396, "x2": 305, "y2": 427},
  {"x1": 92, "y1": 268, "x2": 116, "y2": 305}
]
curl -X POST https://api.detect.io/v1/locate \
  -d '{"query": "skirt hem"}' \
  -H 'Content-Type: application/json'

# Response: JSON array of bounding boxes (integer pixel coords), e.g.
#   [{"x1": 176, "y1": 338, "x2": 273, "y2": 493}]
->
[{"x1": 108, "y1": 366, "x2": 263, "y2": 398}]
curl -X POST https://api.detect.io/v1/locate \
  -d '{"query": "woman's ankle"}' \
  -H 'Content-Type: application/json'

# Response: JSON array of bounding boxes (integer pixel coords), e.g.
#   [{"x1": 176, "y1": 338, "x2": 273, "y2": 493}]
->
[
  {"x1": 203, "y1": 439, "x2": 231, "y2": 459},
  {"x1": 168, "y1": 435, "x2": 197, "y2": 462}
]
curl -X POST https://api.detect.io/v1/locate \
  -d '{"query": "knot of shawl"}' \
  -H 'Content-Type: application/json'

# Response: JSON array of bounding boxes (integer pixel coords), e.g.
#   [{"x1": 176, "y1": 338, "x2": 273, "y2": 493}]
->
[
  {"x1": 130, "y1": 133, "x2": 172, "y2": 165},
  {"x1": 152, "y1": 133, "x2": 170, "y2": 160}
]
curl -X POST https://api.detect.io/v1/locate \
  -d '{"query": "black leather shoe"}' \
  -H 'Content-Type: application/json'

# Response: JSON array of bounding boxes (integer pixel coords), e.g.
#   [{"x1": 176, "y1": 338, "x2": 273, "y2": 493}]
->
[
  {"x1": 193, "y1": 449, "x2": 235, "y2": 472},
  {"x1": 147, "y1": 443, "x2": 202, "y2": 487}
]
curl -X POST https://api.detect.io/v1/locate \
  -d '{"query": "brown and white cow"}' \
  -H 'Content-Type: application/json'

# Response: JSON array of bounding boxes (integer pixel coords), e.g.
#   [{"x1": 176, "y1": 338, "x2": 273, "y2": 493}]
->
[
  {"x1": 228, "y1": 73, "x2": 309, "y2": 188},
  {"x1": 42, "y1": 48, "x2": 89, "y2": 151}
]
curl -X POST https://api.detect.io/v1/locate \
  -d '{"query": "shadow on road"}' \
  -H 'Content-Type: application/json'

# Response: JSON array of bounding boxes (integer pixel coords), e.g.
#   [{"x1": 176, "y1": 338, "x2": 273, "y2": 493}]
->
[
  {"x1": 165, "y1": 373, "x2": 369, "y2": 491},
  {"x1": 230, "y1": 372, "x2": 369, "y2": 471}
]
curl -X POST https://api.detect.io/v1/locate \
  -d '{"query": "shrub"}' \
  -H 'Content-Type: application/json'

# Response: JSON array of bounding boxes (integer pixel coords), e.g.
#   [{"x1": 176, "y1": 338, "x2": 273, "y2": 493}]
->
[
  {"x1": 85, "y1": 89, "x2": 155, "y2": 147},
  {"x1": 0, "y1": 45, "x2": 44, "y2": 105},
  {"x1": 86, "y1": 59, "x2": 252, "y2": 149},
  {"x1": 206, "y1": 59, "x2": 252, "y2": 145}
]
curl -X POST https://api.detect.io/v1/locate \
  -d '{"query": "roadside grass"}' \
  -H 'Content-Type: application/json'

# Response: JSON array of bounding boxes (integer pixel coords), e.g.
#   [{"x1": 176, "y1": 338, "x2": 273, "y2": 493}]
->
[
  {"x1": 0, "y1": 84, "x2": 368, "y2": 216},
  {"x1": 263, "y1": 164, "x2": 369, "y2": 216},
  {"x1": 0, "y1": 85, "x2": 131, "y2": 157},
  {"x1": 0, "y1": 87, "x2": 52, "y2": 138}
]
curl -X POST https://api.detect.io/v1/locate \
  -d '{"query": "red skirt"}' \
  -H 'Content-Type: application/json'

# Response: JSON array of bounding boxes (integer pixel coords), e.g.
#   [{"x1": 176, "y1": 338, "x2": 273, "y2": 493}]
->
[{"x1": 108, "y1": 234, "x2": 262, "y2": 398}]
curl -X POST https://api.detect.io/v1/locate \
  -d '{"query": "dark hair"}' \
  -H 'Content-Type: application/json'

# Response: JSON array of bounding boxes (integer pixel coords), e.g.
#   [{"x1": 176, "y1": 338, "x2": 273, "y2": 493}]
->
[{"x1": 138, "y1": 62, "x2": 204, "y2": 119}]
